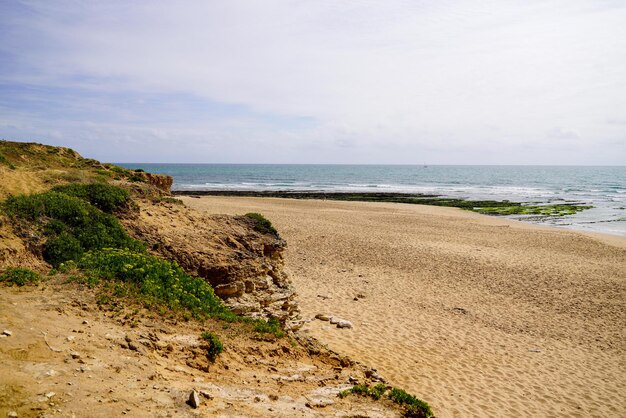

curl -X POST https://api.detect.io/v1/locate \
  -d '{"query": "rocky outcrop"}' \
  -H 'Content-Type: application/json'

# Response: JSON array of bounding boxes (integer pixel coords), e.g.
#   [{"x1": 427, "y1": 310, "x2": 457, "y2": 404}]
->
[
  {"x1": 122, "y1": 200, "x2": 300, "y2": 324},
  {"x1": 137, "y1": 172, "x2": 173, "y2": 193}
]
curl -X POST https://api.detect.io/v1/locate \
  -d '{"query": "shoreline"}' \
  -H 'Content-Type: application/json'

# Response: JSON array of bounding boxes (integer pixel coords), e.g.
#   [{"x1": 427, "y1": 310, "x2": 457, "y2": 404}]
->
[
  {"x1": 173, "y1": 190, "x2": 625, "y2": 238},
  {"x1": 181, "y1": 195, "x2": 626, "y2": 418}
]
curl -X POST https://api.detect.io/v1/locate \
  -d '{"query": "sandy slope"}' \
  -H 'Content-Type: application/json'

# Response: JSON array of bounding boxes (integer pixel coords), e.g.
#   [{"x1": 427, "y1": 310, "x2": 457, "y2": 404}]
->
[
  {"x1": 0, "y1": 277, "x2": 403, "y2": 418},
  {"x1": 183, "y1": 196, "x2": 626, "y2": 418}
]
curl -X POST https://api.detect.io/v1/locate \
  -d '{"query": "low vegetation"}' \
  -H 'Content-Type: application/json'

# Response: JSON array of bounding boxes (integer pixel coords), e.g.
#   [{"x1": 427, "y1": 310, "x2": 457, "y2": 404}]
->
[
  {"x1": 51, "y1": 183, "x2": 131, "y2": 213},
  {"x1": 253, "y1": 318, "x2": 285, "y2": 337},
  {"x1": 0, "y1": 267, "x2": 40, "y2": 286},
  {"x1": 244, "y1": 212, "x2": 278, "y2": 235},
  {"x1": 200, "y1": 331, "x2": 224, "y2": 361},
  {"x1": 77, "y1": 248, "x2": 231, "y2": 319},
  {"x1": 339, "y1": 384, "x2": 433, "y2": 418},
  {"x1": 3, "y1": 189, "x2": 143, "y2": 267},
  {"x1": 1, "y1": 183, "x2": 286, "y2": 337},
  {"x1": 0, "y1": 152, "x2": 16, "y2": 169}
]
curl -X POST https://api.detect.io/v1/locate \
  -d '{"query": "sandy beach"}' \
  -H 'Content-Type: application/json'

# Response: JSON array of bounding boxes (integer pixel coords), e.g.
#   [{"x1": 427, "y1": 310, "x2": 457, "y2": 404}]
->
[{"x1": 182, "y1": 196, "x2": 626, "y2": 418}]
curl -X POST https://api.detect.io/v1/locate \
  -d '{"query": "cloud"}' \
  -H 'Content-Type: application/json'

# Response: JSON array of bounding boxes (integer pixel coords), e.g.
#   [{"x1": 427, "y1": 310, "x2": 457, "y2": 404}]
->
[{"x1": 1, "y1": 0, "x2": 625, "y2": 164}]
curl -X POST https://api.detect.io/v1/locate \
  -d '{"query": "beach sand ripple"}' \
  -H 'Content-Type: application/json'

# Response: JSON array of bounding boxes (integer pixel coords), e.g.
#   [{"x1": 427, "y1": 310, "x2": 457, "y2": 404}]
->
[{"x1": 183, "y1": 197, "x2": 626, "y2": 418}]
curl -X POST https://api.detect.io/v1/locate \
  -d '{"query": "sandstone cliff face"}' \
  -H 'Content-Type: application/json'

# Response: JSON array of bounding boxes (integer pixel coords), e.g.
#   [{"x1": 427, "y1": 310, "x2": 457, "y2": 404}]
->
[
  {"x1": 137, "y1": 172, "x2": 173, "y2": 193},
  {"x1": 122, "y1": 200, "x2": 300, "y2": 325}
]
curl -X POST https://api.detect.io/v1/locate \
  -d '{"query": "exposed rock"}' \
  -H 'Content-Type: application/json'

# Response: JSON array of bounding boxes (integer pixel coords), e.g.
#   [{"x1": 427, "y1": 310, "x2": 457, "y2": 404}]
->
[
  {"x1": 123, "y1": 202, "x2": 300, "y2": 323},
  {"x1": 336, "y1": 320, "x2": 353, "y2": 329},
  {"x1": 187, "y1": 390, "x2": 201, "y2": 408},
  {"x1": 315, "y1": 314, "x2": 330, "y2": 321},
  {"x1": 2, "y1": 329, "x2": 12, "y2": 336},
  {"x1": 135, "y1": 172, "x2": 173, "y2": 193},
  {"x1": 214, "y1": 282, "x2": 244, "y2": 298}
]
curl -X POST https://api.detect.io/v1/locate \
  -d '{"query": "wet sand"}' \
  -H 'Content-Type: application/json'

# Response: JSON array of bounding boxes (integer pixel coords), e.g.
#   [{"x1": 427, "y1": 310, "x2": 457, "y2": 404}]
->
[{"x1": 182, "y1": 196, "x2": 626, "y2": 418}]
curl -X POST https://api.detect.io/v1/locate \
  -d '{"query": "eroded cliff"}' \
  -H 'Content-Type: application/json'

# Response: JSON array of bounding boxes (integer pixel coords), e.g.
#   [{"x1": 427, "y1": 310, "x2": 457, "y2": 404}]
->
[{"x1": 122, "y1": 199, "x2": 301, "y2": 325}]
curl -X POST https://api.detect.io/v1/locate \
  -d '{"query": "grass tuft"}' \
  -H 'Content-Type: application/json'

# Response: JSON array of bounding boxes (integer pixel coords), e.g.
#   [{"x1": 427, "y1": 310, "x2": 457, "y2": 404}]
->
[
  {"x1": 389, "y1": 387, "x2": 433, "y2": 418},
  {"x1": 253, "y1": 318, "x2": 286, "y2": 337},
  {"x1": 244, "y1": 212, "x2": 278, "y2": 235},
  {"x1": 339, "y1": 384, "x2": 433, "y2": 418},
  {"x1": 200, "y1": 331, "x2": 224, "y2": 361},
  {"x1": 0, "y1": 267, "x2": 40, "y2": 286}
]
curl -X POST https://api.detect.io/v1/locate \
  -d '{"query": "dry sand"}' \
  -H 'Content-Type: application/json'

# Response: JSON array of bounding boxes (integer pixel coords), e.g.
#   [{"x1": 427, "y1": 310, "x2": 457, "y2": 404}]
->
[{"x1": 182, "y1": 196, "x2": 626, "y2": 418}]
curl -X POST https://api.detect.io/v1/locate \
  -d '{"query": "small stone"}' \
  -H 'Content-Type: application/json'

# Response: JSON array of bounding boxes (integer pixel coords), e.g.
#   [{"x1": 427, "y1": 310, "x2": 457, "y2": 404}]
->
[
  {"x1": 128, "y1": 341, "x2": 140, "y2": 351},
  {"x1": 315, "y1": 314, "x2": 330, "y2": 321},
  {"x1": 254, "y1": 396, "x2": 261, "y2": 402},
  {"x1": 8, "y1": 411, "x2": 18, "y2": 417},
  {"x1": 329, "y1": 317, "x2": 339, "y2": 324},
  {"x1": 67, "y1": 336, "x2": 75, "y2": 342},
  {"x1": 45, "y1": 392, "x2": 56, "y2": 399},
  {"x1": 187, "y1": 390, "x2": 201, "y2": 408},
  {"x1": 2, "y1": 330, "x2": 12, "y2": 336},
  {"x1": 336, "y1": 320, "x2": 353, "y2": 329},
  {"x1": 82, "y1": 320, "x2": 89, "y2": 325},
  {"x1": 269, "y1": 394, "x2": 279, "y2": 401},
  {"x1": 70, "y1": 351, "x2": 81, "y2": 359}
]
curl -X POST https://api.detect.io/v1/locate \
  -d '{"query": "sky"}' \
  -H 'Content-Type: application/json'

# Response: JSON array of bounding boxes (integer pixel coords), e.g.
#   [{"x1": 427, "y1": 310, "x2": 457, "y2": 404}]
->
[{"x1": 1, "y1": 0, "x2": 625, "y2": 164}]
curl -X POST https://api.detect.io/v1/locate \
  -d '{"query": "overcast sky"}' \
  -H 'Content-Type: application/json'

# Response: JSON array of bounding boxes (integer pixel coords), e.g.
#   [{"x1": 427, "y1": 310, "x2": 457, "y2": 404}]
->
[{"x1": 1, "y1": 1, "x2": 625, "y2": 164}]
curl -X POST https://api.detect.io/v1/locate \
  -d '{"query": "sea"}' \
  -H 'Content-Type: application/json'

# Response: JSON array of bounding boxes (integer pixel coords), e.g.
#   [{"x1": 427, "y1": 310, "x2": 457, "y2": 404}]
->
[{"x1": 118, "y1": 164, "x2": 626, "y2": 237}]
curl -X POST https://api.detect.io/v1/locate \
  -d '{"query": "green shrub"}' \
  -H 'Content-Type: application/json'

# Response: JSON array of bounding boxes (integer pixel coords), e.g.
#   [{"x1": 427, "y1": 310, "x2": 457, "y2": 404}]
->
[
  {"x1": 370, "y1": 383, "x2": 387, "y2": 400},
  {"x1": 77, "y1": 248, "x2": 231, "y2": 319},
  {"x1": 244, "y1": 213, "x2": 278, "y2": 235},
  {"x1": 253, "y1": 318, "x2": 285, "y2": 337},
  {"x1": 51, "y1": 183, "x2": 131, "y2": 213},
  {"x1": 200, "y1": 331, "x2": 224, "y2": 361},
  {"x1": 389, "y1": 388, "x2": 433, "y2": 418},
  {"x1": 0, "y1": 267, "x2": 40, "y2": 286},
  {"x1": 3, "y1": 191, "x2": 143, "y2": 267},
  {"x1": 44, "y1": 232, "x2": 84, "y2": 267},
  {"x1": 338, "y1": 385, "x2": 433, "y2": 417},
  {"x1": 339, "y1": 384, "x2": 385, "y2": 400}
]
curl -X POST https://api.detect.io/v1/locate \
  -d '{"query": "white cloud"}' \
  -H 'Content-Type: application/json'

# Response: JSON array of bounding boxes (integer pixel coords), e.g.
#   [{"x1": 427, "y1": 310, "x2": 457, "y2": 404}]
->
[{"x1": 1, "y1": 0, "x2": 625, "y2": 163}]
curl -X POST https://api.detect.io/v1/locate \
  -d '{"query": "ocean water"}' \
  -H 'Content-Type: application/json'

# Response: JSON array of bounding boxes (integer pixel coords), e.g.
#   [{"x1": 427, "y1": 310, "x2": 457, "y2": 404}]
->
[{"x1": 119, "y1": 164, "x2": 626, "y2": 237}]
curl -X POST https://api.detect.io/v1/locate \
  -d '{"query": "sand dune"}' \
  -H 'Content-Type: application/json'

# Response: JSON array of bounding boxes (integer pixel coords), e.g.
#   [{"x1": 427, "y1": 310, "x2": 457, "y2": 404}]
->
[{"x1": 182, "y1": 196, "x2": 626, "y2": 418}]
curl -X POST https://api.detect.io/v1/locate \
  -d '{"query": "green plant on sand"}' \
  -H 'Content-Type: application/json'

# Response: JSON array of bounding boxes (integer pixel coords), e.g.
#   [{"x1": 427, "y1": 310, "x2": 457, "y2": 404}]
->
[
  {"x1": 200, "y1": 331, "x2": 224, "y2": 361},
  {"x1": 244, "y1": 212, "x2": 278, "y2": 235},
  {"x1": 339, "y1": 384, "x2": 433, "y2": 418},
  {"x1": 0, "y1": 267, "x2": 40, "y2": 286}
]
